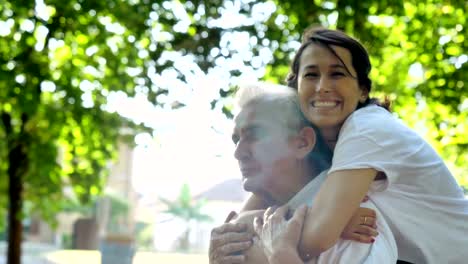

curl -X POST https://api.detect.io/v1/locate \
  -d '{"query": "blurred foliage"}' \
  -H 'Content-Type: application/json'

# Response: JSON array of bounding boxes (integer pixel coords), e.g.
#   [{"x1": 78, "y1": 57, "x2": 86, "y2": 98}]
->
[
  {"x1": 160, "y1": 184, "x2": 212, "y2": 251},
  {"x1": 0, "y1": 0, "x2": 466, "y2": 254},
  {"x1": 160, "y1": 184, "x2": 212, "y2": 223},
  {"x1": 135, "y1": 221, "x2": 154, "y2": 250},
  {"x1": 0, "y1": 0, "x2": 154, "y2": 239}
]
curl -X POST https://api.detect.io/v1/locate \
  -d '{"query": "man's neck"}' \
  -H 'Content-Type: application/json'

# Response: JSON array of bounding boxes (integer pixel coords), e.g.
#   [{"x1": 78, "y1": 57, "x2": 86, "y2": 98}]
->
[
  {"x1": 320, "y1": 126, "x2": 340, "y2": 150},
  {"x1": 272, "y1": 164, "x2": 315, "y2": 205}
]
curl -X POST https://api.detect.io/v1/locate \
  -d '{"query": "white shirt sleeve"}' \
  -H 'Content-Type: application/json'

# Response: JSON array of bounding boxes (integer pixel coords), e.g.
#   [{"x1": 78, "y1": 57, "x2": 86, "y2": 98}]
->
[{"x1": 328, "y1": 106, "x2": 417, "y2": 189}]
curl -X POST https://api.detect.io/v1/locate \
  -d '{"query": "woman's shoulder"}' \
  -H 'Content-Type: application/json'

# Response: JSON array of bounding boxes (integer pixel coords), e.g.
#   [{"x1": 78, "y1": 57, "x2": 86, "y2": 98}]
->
[
  {"x1": 341, "y1": 105, "x2": 418, "y2": 144},
  {"x1": 344, "y1": 105, "x2": 397, "y2": 132},
  {"x1": 349, "y1": 104, "x2": 392, "y2": 121}
]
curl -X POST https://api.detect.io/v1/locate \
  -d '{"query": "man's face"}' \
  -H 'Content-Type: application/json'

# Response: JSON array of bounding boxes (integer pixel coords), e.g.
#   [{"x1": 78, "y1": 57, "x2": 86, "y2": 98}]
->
[{"x1": 232, "y1": 104, "x2": 297, "y2": 197}]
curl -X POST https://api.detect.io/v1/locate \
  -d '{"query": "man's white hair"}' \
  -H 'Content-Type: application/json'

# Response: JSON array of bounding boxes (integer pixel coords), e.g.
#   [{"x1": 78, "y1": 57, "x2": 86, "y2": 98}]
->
[
  {"x1": 234, "y1": 82, "x2": 308, "y2": 134},
  {"x1": 235, "y1": 82, "x2": 296, "y2": 108}
]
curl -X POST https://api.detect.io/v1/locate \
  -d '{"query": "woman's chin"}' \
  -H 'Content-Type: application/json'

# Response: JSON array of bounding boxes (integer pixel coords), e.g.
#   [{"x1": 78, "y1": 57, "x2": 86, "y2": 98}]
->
[{"x1": 308, "y1": 115, "x2": 344, "y2": 129}]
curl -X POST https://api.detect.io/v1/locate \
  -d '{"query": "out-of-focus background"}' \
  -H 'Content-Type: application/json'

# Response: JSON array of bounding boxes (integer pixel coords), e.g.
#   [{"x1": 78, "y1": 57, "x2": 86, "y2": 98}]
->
[{"x1": 0, "y1": 0, "x2": 466, "y2": 263}]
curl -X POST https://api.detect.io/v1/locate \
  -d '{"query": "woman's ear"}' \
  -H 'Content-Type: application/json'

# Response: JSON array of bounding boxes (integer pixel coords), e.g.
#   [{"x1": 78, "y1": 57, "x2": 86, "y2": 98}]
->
[
  {"x1": 359, "y1": 87, "x2": 369, "y2": 103},
  {"x1": 294, "y1": 127, "x2": 316, "y2": 159}
]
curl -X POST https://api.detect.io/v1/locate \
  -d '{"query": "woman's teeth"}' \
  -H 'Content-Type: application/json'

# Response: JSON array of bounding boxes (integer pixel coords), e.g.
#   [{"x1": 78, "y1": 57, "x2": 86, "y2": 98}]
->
[{"x1": 313, "y1": 101, "x2": 338, "y2": 107}]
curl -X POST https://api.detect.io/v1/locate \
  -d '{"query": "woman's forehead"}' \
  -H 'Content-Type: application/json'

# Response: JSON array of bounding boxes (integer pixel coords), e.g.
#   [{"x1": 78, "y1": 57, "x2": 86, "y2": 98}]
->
[{"x1": 300, "y1": 44, "x2": 356, "y2": 75}]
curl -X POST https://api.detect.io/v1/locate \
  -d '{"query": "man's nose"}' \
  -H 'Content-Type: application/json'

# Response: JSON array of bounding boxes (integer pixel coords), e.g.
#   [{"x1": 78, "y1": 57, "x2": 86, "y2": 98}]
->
[
  {"x1": 315, "y1": 77, "x2": 332, "y2": 93},
  {"x1": 234, "y1": 139, "x2": 251, "y2": 161}
]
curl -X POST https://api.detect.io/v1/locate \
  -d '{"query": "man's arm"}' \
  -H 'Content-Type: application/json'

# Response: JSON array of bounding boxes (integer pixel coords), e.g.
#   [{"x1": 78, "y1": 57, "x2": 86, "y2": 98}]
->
[
  {"x1": 298, "y1": 168, "x2": 378, "y2": 259},
  {"x1": 240, "y1": 193, "x2": 271, "y2": 212},
  {"x1": 269, "y1": 249, "x2": 304, "y2": 264}
]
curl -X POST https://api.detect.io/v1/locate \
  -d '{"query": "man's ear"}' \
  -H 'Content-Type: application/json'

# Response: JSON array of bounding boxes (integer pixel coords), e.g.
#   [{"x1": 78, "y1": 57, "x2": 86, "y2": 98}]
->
[{"x1": 293, "y1": 126, "x2": 316, "y2": 159}]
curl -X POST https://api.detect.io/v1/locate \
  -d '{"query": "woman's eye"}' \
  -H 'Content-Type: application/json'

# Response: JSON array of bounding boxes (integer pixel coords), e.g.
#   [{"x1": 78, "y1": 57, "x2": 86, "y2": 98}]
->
[
  {"x1": 331, "y1": 72, "x2": 345, "y2": 77},
  {"x1": 304, "y1": 72, "x2": 318, "y2": 78}
]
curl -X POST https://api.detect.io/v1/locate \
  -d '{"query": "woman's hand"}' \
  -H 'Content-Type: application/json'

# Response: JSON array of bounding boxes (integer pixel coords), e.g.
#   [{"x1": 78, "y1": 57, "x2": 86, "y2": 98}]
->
[
  {"x1": 209, "y1": 212, "x2": 254, "y2": 264},
  {"x1": 341, "y1": 206, "x2": 378, "y2": 243},
  {"x1": 253, "y1": 205, "x2": 308, "y2": 264}
]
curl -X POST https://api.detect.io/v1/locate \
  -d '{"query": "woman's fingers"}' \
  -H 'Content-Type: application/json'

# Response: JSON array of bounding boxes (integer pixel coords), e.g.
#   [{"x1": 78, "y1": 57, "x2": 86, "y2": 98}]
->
[
  {"x1": 358, "y1": 207, "x2": 376, "y2": 218},
  {"x1": 360, "y1": 215, "x2": 377, "y2": 227},
  {"x1": 346, "y1": 232, "x2": 375, "y2": 244},
  {"x1": 341, "y1": 206, "x2": 378, "y2": 241},
  {"x1": 361, "y1": 195, "x2": 370, "y2": 202},
  {"x1": 345, "y1": 224, "x2": 378, "y2": 243},
  {"x1": 355, "y1": 225, "x2": 379, "y2": 237}
]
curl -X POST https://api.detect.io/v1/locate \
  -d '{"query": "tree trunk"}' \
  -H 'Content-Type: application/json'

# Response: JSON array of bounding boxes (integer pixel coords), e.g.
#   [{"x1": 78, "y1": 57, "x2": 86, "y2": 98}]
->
[
  {"x1": 7, "y1": 143, "x2": 25, "y2": 264},
  {"x1": 179, "y1": 227, "x2": 190, "y2": 252}
]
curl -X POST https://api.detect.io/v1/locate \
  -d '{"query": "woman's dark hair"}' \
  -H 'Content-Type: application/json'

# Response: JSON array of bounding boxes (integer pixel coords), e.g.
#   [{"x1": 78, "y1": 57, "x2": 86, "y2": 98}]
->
[{"x1": 286, "y1": 26, "x2": 390, "y2": 110}]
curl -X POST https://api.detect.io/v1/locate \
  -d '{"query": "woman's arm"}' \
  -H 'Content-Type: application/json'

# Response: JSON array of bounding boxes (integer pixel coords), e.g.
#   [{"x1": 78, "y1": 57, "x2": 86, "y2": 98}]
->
[{"x1": 298, "y1": 168, "x2": 378, "y2": 258}]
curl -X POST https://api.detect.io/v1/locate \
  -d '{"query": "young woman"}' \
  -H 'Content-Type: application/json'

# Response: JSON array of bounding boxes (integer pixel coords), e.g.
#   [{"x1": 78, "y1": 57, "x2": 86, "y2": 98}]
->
[{"x1": 267, "y1": 26, "x2": 468, "y2": 264}]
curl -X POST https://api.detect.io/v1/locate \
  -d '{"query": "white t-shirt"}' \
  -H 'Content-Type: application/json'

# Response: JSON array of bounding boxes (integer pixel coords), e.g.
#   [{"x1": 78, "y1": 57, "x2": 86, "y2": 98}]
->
[
  {"x1": 329, "y1": 105, "x2": 468, "y2": 264},
  {"x1": 288, "y1": 171, "x2": 398, "y2": 264}
]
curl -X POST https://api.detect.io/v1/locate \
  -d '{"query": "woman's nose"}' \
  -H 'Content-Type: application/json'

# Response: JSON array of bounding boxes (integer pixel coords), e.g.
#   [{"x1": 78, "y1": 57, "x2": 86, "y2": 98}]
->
[{"x1": 315, "y1": 77, "x2": 332, "y2": 93}]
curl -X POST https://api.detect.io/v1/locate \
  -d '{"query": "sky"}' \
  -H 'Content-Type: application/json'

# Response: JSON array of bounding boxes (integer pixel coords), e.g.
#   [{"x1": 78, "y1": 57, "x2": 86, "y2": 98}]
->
[{"x1": 102, "y1": 54, "x2": 258, "y2": 201}]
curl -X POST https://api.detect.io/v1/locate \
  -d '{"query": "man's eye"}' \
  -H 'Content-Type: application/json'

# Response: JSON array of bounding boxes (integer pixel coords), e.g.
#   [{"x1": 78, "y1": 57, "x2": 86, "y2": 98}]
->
[{"x1": 245, "y1": 133, "x2": 257, "y2": 142}]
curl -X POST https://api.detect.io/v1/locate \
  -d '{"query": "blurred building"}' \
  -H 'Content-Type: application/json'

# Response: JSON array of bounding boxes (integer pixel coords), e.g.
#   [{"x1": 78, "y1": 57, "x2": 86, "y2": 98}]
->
[
  {"x1": 25, "y1": 141, "x2": 137, "y2": 249},
  {"x1": 151, "y1": 178, "x2": 247, "y2": 252}
]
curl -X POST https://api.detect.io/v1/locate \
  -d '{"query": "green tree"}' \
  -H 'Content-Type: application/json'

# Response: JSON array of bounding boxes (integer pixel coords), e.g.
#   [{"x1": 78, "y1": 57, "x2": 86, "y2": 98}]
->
[
  {"x1": 0, "y1": 0, "x2": 235, "y2": 262},
  {"x1": 159, "y1": 184, "x2": 212, "y2": 252},
  {"x1": 1, "y1": 0, "x2": 466, "y2": 263},
  {"x1": 0, "y1": 1, "x2": 154, "y2": 263}
]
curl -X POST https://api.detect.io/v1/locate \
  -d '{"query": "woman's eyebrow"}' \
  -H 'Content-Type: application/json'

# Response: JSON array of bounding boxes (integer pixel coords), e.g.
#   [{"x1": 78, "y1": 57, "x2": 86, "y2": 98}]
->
[
  {"x1": 330, "y1": 64, "x2": 346, "y2": 69},
  {"x1": 302, "y1": 64, "x2": 318, "y2": 70},
  {"x1": 303, "y1": 64, "x2": 346, "y2": 70}
]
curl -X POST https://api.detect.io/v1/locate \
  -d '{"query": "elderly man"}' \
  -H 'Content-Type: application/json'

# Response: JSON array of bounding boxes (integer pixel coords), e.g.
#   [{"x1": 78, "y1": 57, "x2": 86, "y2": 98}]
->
[{"x1": 209, "y1": 83, "x2": 393, "y2": 264}]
